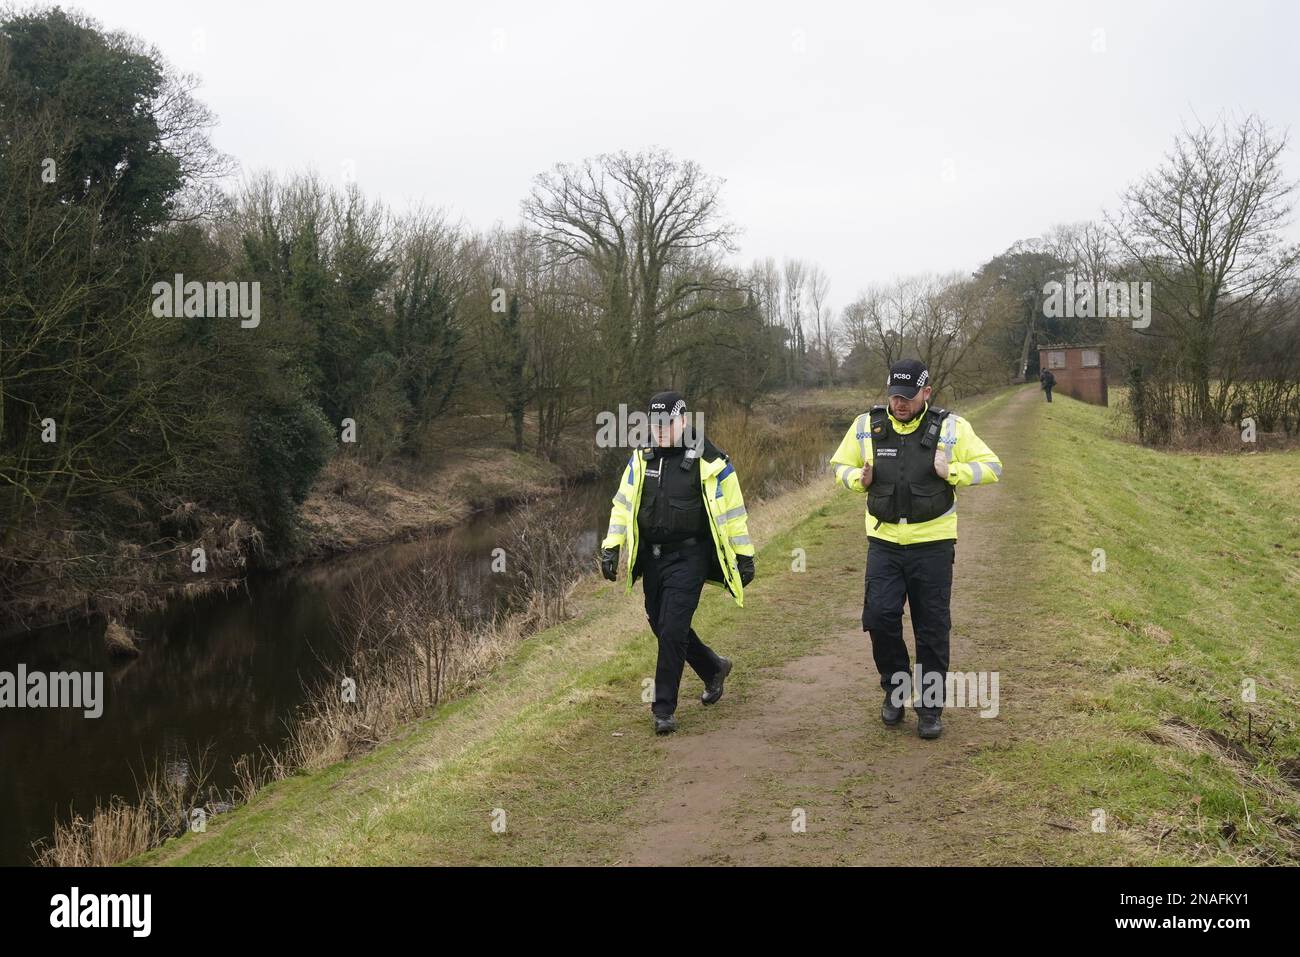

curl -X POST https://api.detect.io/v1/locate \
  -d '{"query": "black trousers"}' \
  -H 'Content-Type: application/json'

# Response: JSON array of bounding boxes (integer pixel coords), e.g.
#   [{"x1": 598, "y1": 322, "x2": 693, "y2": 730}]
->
[
  {"x1": 1044, "y1": 385, "x2": 1053, "y2": 402},
  {"x1": 862, "y1": 537, "x2": 955, "y2": 715},
  {"x1": 642, "y1": 542, "x2": 722, "y2": 717}
]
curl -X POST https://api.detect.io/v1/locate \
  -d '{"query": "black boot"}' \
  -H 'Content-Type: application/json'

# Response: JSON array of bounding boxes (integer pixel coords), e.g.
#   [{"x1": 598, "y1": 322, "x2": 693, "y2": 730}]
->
[
  {"x1": 881, "y1": 694, "x2": 905, "y2": 726},
  {"x1": 701, "y1": 657, "x2": 733, "y2": 705},
  {"x1": 917, "y1": 711, "x2": 943, "y2": 739},
  {"x1": 654, "y1": 714, "x2": 678, "y2": 735}
]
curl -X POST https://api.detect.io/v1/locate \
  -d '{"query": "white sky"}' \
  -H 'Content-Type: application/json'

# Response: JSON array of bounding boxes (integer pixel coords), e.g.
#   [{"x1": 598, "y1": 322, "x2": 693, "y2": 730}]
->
[{"x1": 91, "y1": 0, "x2": 1300, "y2": 313}]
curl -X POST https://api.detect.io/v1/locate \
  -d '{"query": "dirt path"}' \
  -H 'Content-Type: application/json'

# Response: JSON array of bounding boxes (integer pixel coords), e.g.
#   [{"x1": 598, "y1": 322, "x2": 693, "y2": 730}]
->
[{"x1": 621, "y1": 386, "x2": 1042, "y2": 865}]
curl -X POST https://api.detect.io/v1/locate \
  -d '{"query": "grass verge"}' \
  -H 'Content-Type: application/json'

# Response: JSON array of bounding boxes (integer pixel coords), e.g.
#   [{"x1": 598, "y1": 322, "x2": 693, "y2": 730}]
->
[
  {"x1": 967, "y1": 391, "x2": 1300, "y2": 864},
  {"x1": 132, "y1": 391, "x2": 1010, "y2": 866},
  {"x1": 133, "y1": 387, "x2": 1299, "y2": 865}
]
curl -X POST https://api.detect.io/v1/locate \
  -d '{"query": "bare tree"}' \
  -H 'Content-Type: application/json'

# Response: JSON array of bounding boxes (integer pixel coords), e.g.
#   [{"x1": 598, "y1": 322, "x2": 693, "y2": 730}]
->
[
  {"x1": 1110, "y1": 115, "x2": 1300, "y2": 427},
  {"x1": 522, "y1": 149, "x2": 738, "y2": 404},
  {"x1": 747, "y1": 257, "x2": 783, "y2": 332},
  {"x1": 781, "y1": 258, "x2": 807, "y2": 384},
  {"x1": 807, "y1": 264, "x2": 836, "y2": 386},
  {"x1": 845, "y1": 274, "x2": 1013, "y2": 399}
]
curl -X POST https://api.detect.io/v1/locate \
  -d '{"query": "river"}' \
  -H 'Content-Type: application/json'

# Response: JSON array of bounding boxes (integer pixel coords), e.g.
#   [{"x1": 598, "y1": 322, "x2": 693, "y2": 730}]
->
[
  {"x1": 0, "y1": 480, "x2": 613, "y2": 865},
  {"x1": 1, "y1": 403, "x2": 847, "y2": 867}
]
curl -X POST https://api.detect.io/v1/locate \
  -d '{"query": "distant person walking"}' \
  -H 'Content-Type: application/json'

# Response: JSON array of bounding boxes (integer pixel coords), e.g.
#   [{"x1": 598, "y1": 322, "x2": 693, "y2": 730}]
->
[{"x1": 1039, "y1": 368, "x2": 1055, "y2": 402}]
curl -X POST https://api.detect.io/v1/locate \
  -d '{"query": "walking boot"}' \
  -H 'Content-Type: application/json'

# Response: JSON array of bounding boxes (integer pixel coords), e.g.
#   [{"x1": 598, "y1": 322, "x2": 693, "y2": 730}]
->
[{"x1": 701, "y1": 657, "x2": 733, "y2": 705}]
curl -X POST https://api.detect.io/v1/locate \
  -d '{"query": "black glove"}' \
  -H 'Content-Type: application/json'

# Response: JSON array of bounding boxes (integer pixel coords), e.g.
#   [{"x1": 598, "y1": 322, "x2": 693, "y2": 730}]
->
[
  {"x1": 736, "y1": 554, "x2": 755, "y2": 587},
  {"x1": 600, "y1": 546, "x2": 620, "y2": 582}
]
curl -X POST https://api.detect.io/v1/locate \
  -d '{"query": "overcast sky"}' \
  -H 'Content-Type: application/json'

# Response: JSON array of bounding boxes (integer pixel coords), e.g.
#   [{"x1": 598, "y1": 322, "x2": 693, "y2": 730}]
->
[{"x1": 95, "y1": 0, "x2": 1300, "y2": 311}]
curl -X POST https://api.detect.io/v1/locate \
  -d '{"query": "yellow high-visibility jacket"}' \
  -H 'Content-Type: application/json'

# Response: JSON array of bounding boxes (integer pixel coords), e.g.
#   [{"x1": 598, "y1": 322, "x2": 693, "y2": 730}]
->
[
  {"x1": 601, "y1": 439, "x2": 755, "y2": 607},
  {"x1": 830, "y1": 403, "x2": 1001, "y2": 544}
]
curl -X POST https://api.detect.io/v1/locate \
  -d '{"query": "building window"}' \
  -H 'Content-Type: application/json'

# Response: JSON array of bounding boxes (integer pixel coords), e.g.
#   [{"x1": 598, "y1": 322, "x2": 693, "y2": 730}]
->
[
  {"x1": 1081, "y1": 349, "x2": 1100, "y2": 367},
  {"x1": 1048, "y1": 351, "x2": 1066, "y2": 369}
]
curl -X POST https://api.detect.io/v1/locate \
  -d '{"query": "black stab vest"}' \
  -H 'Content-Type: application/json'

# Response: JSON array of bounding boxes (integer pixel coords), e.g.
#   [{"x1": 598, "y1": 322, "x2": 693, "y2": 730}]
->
[
  {"x1": 865, "y1": 405, "x2": 954, "y2": 526},
  {"x1": 637, "y1": 446, "x2": 708, "y2": 544}
]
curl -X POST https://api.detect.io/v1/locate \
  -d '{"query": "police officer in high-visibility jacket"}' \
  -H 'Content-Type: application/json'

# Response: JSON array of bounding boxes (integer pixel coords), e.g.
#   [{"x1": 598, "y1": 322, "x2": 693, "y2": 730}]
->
[
  {"x1": 830, "y1": 359, "x2": 1002, "y2": 740},
  {"x1": 600, "y1": 390, "x2": 755, "y2": 735}
]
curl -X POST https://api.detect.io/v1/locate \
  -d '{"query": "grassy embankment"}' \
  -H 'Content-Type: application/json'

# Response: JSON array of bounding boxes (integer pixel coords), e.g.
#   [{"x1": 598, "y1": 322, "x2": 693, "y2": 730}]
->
[
  {"x1": 974, "y1": 390, "x2": 1300, "y2": 863},
  {"x1": 134, "y1": 387, "x2": 1299, "y2": 865},
  {"x1": 130, "y1": 390, "x2": 1001, "y2": 865}
]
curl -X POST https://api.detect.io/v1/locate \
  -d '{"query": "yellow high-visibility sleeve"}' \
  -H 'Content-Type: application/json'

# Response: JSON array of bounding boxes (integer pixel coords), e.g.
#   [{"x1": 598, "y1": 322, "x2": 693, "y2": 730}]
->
[
  {"x1": 829, "y1": 413, "x2": 871, "y2": 493},
  {"x1": 715, "y1": 466, "x2": 754, "y2": 558},
  {"x1": 601, "y1": 454, "x2": 636, "y2": 549},
  {"x1": 942, "y1": 415, "x2": 1002, "y2": 487}
]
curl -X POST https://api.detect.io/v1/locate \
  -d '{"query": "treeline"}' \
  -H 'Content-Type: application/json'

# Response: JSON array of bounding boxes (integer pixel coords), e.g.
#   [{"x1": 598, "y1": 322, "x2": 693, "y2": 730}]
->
[
  {"x1": 0, "y1": 9, "x2": 805, "y2": 575},
  {"x1": 748, "y1": 116, "x2": 1300, "y2": 446},
  {"x1": 964, "y1": 120, "x2": 1300, "y2": 445},
  {"x1": 819, "y1": 120, "x2": 1300, "y2": 445},
  {"x1": 5, "y1": 8, "x2": 1022, "y2": 589},
  {"x1": 4, "y1": 7, "x2": 1297, "y2": 610},
  {"x1": 1108, "y1": 117, "x2": 1300, "y2": 443}
]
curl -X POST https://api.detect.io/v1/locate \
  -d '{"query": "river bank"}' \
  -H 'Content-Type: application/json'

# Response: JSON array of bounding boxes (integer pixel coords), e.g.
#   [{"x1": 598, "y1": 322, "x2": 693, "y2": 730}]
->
[
  {"x1": 10, "y1": 390, "x2": 860, "y2": 864},
  {"x1": 2, "y1": 386, "x2": 862, "y2": 639},
  {"x1": 1, "y1": 439, "x2": 596, "y2": 640},
  {"x1": 132, "y1": 387, "x2": 1300, "y2": 866}
]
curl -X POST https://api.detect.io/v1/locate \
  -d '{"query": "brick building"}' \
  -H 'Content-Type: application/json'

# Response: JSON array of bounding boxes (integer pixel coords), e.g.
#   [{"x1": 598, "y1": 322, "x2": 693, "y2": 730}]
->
[{"x1": 1038, "y1": 343, "x2": 1108, "y2": 406}]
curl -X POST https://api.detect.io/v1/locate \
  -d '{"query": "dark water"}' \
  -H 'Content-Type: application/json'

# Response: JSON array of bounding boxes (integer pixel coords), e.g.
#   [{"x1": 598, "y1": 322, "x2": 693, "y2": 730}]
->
[{"x1": 0, "y1": 481, "x2": 611, "y2": 865}]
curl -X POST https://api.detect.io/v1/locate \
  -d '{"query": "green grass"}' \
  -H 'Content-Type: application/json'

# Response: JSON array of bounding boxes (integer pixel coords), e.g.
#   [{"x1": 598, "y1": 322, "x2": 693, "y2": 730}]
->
[
  {"x1": 132, "y1": 386, "x2": 1300, "y2": 866},
  {"x1": 132, "y1": 457, "x2": 874, "y2": 865},
  {"x1": 134, "y1": 390, "x2": 1013, "y2": 867},
  {"x1": 966, "y1": 391, "x2": 1300, "y2": 864}
]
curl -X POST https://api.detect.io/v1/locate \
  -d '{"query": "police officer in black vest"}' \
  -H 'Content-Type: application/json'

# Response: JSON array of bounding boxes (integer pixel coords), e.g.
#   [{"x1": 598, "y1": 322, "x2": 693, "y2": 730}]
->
[
  {"x1": 830, "y1": 360, "x2": 1002, "y2": 739},
  {"x1": 600, "y1": 391, "x2": 756, "y2": 734}
]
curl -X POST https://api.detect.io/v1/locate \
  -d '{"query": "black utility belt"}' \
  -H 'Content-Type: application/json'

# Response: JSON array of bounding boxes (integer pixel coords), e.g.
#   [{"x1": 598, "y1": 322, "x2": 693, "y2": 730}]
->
[
  {"x1": 645, "y1": 536, "x2": 704, "y2": 558},
  {"x1": 867, "y1": 535, "x2": 956, "y2": 551}
]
